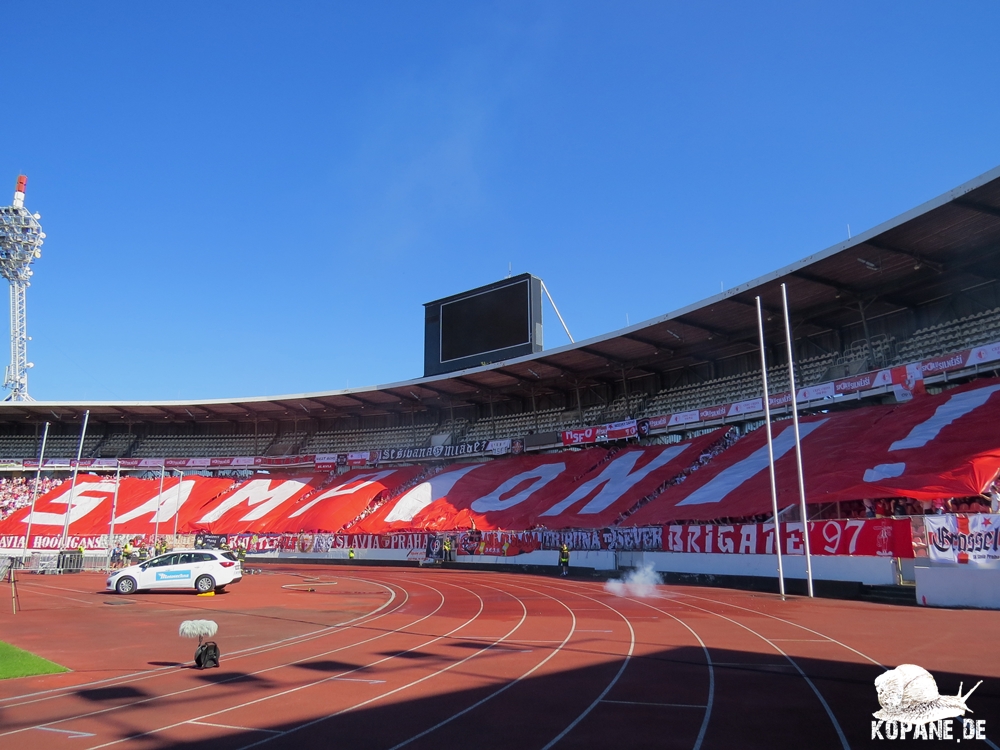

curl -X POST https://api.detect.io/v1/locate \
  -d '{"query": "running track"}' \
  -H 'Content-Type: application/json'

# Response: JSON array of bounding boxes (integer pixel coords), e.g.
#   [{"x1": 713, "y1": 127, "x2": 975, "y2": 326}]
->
[{"x1": 0, "y1": 565, "x2": 997, "y2": 749}]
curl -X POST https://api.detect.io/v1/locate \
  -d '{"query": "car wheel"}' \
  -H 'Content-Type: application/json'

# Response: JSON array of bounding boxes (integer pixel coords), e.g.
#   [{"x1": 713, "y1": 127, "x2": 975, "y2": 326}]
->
[
  {"x1": 195, "y1": 575, "x2": 216, "y2": 594},
  {"x1": 116, "y1": 576, "x2": 137, "y2": 595}
]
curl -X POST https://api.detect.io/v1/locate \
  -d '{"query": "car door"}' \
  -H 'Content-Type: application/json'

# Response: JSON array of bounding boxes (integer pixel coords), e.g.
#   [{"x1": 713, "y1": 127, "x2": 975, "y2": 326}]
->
[
  {"x1": 184, "y1": 552, "x2": 214, "y2": 586},
  {"x1": 144, "y1": 553, "x2": 186, "y2": 589}
]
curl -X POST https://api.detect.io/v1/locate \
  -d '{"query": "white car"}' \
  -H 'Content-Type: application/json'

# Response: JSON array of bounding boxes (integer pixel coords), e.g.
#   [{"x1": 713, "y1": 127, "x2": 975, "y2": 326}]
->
[{"x1": 107, "y1": 549, "x2": 242, "y2": 595}]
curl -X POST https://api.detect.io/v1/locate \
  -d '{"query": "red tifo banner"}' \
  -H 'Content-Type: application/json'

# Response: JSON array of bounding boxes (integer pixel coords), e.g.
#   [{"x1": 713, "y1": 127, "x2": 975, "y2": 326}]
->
[
  {"x1": 625, "y1": 378, "x2": 1000, "y2": 525},
  {"x1": 2, "y1": 381, "x2": 999, "y2": 542}
]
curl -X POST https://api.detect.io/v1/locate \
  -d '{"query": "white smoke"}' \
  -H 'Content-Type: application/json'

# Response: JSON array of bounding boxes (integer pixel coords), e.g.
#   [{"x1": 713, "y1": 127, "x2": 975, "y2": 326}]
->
[{"x1": 604, "y1": 562, "x2": 663, "y2": 598}]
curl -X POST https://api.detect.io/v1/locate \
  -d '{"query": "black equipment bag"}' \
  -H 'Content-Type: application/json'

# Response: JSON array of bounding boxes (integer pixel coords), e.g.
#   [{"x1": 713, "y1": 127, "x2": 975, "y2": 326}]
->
[{"x1": 194, "y1": 641, "x2": 221, "y2": 669}]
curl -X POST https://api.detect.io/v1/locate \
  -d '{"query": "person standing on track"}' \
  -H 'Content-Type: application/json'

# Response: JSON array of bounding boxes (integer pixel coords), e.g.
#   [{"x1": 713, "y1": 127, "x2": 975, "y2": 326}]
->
[
  {"x1": 348, "y1": 547, "x2": 355, "y2": 561},
  {"x1": 559, "y1": 543, "x2": 570, "y2": 576}
]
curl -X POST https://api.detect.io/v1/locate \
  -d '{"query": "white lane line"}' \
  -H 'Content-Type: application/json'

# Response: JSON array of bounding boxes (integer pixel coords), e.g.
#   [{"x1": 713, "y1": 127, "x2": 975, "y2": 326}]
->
[
  {"x1": 769, "y1": 639, "x2": 832, "y2": 642},
  {"x1": 16, "y1": 581, "x2": 100, "y2": 606},
  {"x1": 0, "y1": 578, "x2": 400, "y2": 712},
  {"x1": 675, "y1": 591, "x2": 885, "y2": 668},
  {"x1": 577, "y1": 629, "x2": 612, "y2": 633},
  {"x1": 668, "y1": 596, "x2": 850, "y2": 750},
  {"x1": 188, "y1": 721, "x2": 281, "y2": 735},
  {"x1": 0, "y1": 574, "x2": 402, "y2": 711},
  {"x1": 536, "y1": 584, "x2": 636, "y2": 750},
  {"x1": 78, "y1": 586, "x2": 458, "y2": 750},
  {"x1": 385, "y1": 577, "x2": 577, "y2": 750},
  {"x1": 33, "y1": 726, "x2": 96, "y2": 738},
  {"x1": 230, "y1": 578, "x2": 518, "y2": 750},
  {"x1": 581, "y1": 586, "x2": 715, "y2": 750},
  {"x1": 0, "y1": 578, "x2": 415, "y2": 741},
  {"x1": 713, "y1": 662, "x2": 794, "y2": 668},
  {"x1": 602, "y1": 700, "x2": 707, "y2": 708},
  {"x1": 88, "y1": 577, "x2": 497, "y2": 750},
  {"x1": 330, "y1": 678, "x2": 386, "y2": 684}
]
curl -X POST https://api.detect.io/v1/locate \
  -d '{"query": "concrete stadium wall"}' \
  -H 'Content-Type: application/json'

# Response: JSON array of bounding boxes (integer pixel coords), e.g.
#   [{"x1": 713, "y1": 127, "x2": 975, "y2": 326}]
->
[
  {"x1": 266, "y1": 546, "x2": 894, "y2": 584},
  {"x1": 915, "y1": 565, "x2": 1000, "y2": 609},
  {"x1": 619, "y1": 551, "x2": 898, "y2": 586}
]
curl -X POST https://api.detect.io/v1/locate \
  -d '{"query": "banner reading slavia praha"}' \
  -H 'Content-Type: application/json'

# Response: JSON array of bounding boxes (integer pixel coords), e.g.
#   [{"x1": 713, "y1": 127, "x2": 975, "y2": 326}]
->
[{"x1": 924, "y1": 514, "x2": 1000, "y2": 565}]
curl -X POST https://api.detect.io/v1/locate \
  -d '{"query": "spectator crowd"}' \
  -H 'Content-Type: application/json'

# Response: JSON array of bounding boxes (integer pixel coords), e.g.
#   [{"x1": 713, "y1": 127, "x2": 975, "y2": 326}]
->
[{"x1": 0, "y1": 476, "x2": 66, "y2": 521}]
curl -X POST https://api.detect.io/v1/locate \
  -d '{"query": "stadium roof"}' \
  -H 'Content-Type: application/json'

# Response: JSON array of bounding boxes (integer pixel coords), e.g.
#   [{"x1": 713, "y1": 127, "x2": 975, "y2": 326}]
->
[{"x1": 5, "y1": 164, "x2": 1000, "y2": 426}]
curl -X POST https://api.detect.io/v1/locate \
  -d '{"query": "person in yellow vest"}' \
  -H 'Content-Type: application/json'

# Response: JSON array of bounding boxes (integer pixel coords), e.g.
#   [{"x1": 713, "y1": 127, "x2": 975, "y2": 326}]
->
[
  {"x1": 442, "y1": 536, "x2": 453, "y2": 563},
  {"x1": 348, "y1": 547, "x2": 355, "y2": 561},
  {"x1": 123, "y1": 540, "x2": 134, "y2": 565},
  {"x1": 559, "y1": 543, "x2": 570, "y2": 576}
]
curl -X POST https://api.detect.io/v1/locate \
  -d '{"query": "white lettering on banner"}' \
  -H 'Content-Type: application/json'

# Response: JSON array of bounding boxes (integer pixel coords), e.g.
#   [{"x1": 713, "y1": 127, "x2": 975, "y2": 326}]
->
[
  {"x1": 288, "y1": 472, "x2": 396, "y2": 518},
  {"x1": 786, "y1": 523, "x2": 804, "y2": 554},
  {"x1": 889, "y1": 384, "x2": 1000, "y2": 450},
  {"x1": 762, "y1": 523, "x2": 776, "y2": 554},
  {"x1": 687, "y1": 525, "x2": 701, "y2": 553},
  {"x1": 540, "y1": 445, "x2": 688, "y2": 517},
  {"x1": 384, "y1": 465, "x2": 481, "y2": 523},
  {"x1": 676, "y1": 420, "x2": 827, "y2": 506},
  {"x1": 717, "y1": 525, "x2": 734, "y2": 553},
  {"x1": 470, "y1": 463, "x2": 566, "y2": 513},
  {"x1": 21, "y1": 480, "x2": 118, "y2": 527},
  {"x1": 197, "y1": 479, "x2": 308, "y2": 523},
  {"x1": 114, "y1": 480, "x2": 196, "y2": 524},
  {"x1": 739, "y1": 525, "x2": 756, "y2": 554},
  {"x1": 846, "y1": 519, "x2": 867, "y2": 554}
]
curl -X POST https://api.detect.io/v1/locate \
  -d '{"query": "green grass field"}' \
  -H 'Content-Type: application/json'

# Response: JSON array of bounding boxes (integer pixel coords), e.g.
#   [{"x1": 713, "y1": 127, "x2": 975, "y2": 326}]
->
[{"x1": 0, "y1": 641, "x2": 68, "y2": 680}]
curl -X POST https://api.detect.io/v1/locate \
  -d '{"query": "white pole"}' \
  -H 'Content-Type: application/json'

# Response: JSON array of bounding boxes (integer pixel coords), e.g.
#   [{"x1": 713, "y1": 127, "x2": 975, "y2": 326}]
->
[
  {"x1": 106, "y1": 464, "x2": 122, "y2": 571},
  {"x1": 60, "y1": 410, "x2": 90, "y2": 550},
  {"x1": 756, "y1": 297, "x2": 785, "y2": 597},
  {"x1": 152, "y1": 463, "x2": 164, "y2": 549},
  {"x1": 22, "y1": 422, "x2": 49, "y2": 558},
  {"x1": 539, "y1": 279, "x2": 575, "y2": 343},
  {"x1": 171, "y1": 469, "x2": 183, "y2": 547},
  {"x1": 781, "y1": 283, "x2": 814, "y2": 597}
]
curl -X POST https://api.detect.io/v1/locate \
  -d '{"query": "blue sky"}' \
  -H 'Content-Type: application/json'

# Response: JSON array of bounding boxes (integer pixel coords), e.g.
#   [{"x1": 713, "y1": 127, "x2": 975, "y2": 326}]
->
[{"x1": 3, "y1": 2, "x2": 1000, "y2": 401}]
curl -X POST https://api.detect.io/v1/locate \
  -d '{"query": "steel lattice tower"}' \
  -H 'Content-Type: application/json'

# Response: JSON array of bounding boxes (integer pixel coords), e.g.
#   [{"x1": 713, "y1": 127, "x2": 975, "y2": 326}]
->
[{"x1": 0, "y1": 176, "x2": 44, "y2": 401}]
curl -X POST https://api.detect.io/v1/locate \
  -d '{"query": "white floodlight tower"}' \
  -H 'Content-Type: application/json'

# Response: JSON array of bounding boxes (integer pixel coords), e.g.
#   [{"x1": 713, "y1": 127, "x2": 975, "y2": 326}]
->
[{"x1": 0, "y1": 175, "x2": 43, "y2": 401}]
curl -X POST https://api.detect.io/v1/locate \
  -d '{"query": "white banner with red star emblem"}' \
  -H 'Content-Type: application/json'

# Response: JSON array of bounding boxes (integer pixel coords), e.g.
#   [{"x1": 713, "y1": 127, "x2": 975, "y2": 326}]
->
[{"x1": 924, "y1": 514, "x2": 1000, "y2": 565}]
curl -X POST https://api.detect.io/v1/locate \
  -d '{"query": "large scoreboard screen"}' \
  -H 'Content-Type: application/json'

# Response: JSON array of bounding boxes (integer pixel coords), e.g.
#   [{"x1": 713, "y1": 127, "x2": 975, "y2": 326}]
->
[{"x1": 424, "y1": 274, "x2": 543, "y2": 376}]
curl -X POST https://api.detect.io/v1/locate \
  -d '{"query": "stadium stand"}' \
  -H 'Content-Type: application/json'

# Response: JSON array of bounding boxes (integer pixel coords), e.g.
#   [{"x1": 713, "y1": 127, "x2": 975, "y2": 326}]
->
[
  {"x1": 132, "y1": 434, "x2": 267, "y2": 458},
  {"x1": 895, "y1": 307, "x2": 1000, "y2": 362}
]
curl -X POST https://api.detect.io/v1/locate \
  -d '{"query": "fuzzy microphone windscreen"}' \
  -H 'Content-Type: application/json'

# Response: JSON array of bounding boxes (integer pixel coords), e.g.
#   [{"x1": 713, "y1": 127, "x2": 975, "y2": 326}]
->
[{"x1": 179, "y1": 620, "x2": 218, "y2": 639}]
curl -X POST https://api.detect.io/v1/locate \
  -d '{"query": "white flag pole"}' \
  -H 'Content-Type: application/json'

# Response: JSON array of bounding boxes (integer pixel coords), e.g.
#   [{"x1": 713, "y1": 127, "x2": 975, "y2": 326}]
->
[
  {"x1": 781, "y1": 283, "x2": 814, "y2": 597},
  {"x1": 22, "y1": 422, "x2": 49, "y2": 559},
  {"x1": 152, "y1": 463, "x2": 165, "y2": 548},
  {"x1": 60, "y1": 410, "x2": 90, "y2": 550},
  {"x1": 106, "y1": 464, "x2": 122, "y2": 571},
  {"x1": 756, "y1": 297, "x2": 785, "y2": 598}
]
